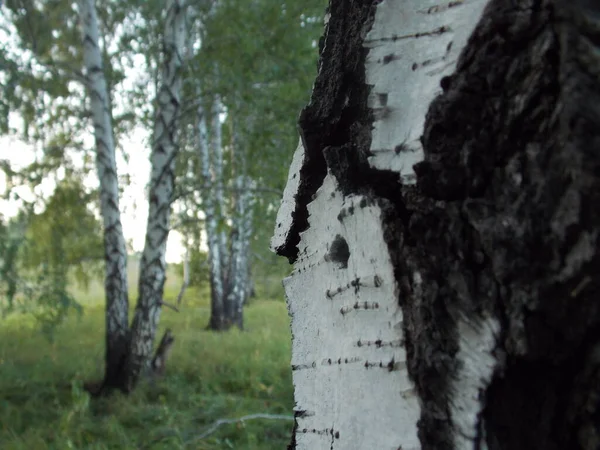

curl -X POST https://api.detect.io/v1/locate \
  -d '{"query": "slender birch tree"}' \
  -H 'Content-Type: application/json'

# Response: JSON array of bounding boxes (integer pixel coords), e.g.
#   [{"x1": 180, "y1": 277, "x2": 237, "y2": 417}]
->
[
  {"x1": 170, "y1": 0, "x2": 325, "y2": 330},
  {"x1": 123, "y1": 0, "x2": 189, "y2": 390},
  {"x1": 224, "y1": 172, "x2": 255, "y2": 328},
  {"x1": 273, "y1": 1, "x2": 600, "y2": 449},
  {"x1": 78, "y1": 0, "x2": 189, "y2": 392},
  {"x1": 201, "y1": 102, "x2": 257, "y2": 330},
  {"x1": 198, "y1": 96, "x2": 227, "y2": 330},
  {"x1": 78, "y1": 0, "x2": 130, "y2": 388}
]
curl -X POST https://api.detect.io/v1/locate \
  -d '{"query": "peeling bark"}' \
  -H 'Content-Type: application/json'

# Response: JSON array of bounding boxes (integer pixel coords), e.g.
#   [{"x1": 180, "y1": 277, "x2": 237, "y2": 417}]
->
[
  {"x1": 78, "y1": 0, "x2": 129, "y2": 389},
  {"x1": 273, "y1": 1, "x2": 600, "y2": 449}
]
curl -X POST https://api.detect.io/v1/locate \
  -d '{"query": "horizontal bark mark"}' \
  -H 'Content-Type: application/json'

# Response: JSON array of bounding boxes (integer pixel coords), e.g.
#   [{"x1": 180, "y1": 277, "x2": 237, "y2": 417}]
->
[
  {"x1": 291, "y1": 356, "x2": 406, "y2": 371},
  {"x1": 326, "y1": 275, "x2": 383, "y2": 299},
  {"x1": 363, "y1": 26, "x2": 451, "y2": 47}
]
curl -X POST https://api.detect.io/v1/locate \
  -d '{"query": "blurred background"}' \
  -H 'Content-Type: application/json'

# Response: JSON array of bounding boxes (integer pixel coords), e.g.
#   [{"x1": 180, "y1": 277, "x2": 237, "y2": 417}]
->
[{"x1": 0, "y1": 0, "x2": 326, "y2": 448}]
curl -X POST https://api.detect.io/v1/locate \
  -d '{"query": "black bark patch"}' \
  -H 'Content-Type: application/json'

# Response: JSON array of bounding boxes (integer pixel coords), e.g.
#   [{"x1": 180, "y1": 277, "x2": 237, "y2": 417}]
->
[
  {"x1": 280, "y1": 1, "x2": 381, "y2": 447},
  {"x1": 325, "y1": 234, "x2": 350, "y2": 268},
  {"x1": 409, "y1": 0, "x2": 600, "y2": 449},
  {"x1": 281, "y1": 0, "x2": 600, "y2": 448},
  {"x1": 274, "y1": 0, "x2": 379, "y2": 264}
]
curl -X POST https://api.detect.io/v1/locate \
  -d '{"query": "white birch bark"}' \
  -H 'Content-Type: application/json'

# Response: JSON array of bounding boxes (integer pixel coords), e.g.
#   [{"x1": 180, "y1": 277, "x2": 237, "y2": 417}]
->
[
  {"x1": 272, "y1": 1, "x2": 502, "y2": 449},
  {"x1": 282, "y1": 173, "x2": 420, "y2": 450},
  {"x1": 277, "y1": 1, "x2": 600, "y2": 449},
  {"x1": 225, "y1": 174, "x2": 255, "y2": 328},
  {"x1": 365, "y1": 0, "x2": 490, "y2": 184},
  {"x1": 78, "y1": 0, "x2": 129, "y2": 384},
  {"x1": 199, "y1": 99, "x2": 226, "y2": 329},
  {"x1": 365, "y1": 2, "x2": 499, "y2": 448},
  {"x1": 126, "y1": 0, "x2": 189, "y2": 387},
  {"x1": 271, "y1": 138, "x2": 304, "y2": 253},
  {"x1": 175, "y1": 239, "x2": 190, "y2": 307},
  {"x1": 211, "y1": 94, "x2": 229, "y2": 288}
]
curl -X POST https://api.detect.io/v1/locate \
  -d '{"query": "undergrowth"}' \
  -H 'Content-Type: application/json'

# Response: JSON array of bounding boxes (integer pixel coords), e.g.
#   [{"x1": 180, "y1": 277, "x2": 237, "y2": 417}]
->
[{"x1": 0, "y1": 276, "x2": 293, "y2": 449}]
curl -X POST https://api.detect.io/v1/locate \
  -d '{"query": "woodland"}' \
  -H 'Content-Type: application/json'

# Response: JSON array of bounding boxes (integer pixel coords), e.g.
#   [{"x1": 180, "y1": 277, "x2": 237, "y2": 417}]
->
[
  {"x1": 2, "y1": 1, "x2": 600, "y2": 450},
  {"x1": 0, "y1": 0, "x2": 325, "y2": 448}
]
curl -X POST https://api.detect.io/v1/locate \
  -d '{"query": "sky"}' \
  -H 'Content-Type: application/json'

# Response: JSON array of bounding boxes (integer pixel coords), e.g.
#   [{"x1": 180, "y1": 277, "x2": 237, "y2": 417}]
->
[
  {"x1": 0, "y1": 130, "x2": 186, "y2": 263},
  {"x1": 0, "y1": 7, "x2": 189, "y2": 263}
]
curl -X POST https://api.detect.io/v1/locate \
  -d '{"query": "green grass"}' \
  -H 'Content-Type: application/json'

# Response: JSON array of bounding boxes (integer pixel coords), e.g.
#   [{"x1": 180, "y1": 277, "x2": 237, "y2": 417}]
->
[{"x1": 0, "y1": 272, "x2": 294, "y2": 450}]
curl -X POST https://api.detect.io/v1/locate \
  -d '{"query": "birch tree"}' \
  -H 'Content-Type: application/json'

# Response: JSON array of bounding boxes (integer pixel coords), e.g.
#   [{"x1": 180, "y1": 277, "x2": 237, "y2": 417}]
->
[
  {"x1": 272, "y1": 1, "x2": 600, "y2": 449},
  {"x1": 169, "y1": 0, "x2": 325, "y2": 329},
  {"x1": 198, "y1": 96, "x2": 227, "y2": 330},
  {"x1": 123, "y1": 0, "x2": 189, "y2": 390},
  {"x1": 199, "y1": 96, "x2": 256, "y2": 330},
  {"x1": 78, "y1": 0, "x2": 130, "y2": 388},
  {"x1": 78, "y1": 0, "x2": 189, "y2": 392},
  {"x1": 222, "y1": 116, "x2": 256, "y2": 329}
]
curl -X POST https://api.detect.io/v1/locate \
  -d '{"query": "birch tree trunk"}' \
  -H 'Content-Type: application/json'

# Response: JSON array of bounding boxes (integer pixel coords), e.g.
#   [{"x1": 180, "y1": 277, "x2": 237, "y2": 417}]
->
[
  {"x1": 221, "y1": 117, "x2": 255, "y2": 329},
  {"x1": 272, "y1": 1, "x2": 600, "y2": 449},
  {"x1": 199, "y1": 98, "x2": 226, "y2": 330},
  {"x1": 224, "y1": 174, "x2": 255, "y2": 329},
  {"x1": 175, "y1": 239, "x2": 190, "y2": 307},
  {"x1": 211, "y1": 95, "x2": 230, "y2": 292},
  {"x1": 124, "y1": 0, "x2": 188, "y2": 391},
  {"x1": 78, "y1": 0, "x2": 130, "y2": 389}
]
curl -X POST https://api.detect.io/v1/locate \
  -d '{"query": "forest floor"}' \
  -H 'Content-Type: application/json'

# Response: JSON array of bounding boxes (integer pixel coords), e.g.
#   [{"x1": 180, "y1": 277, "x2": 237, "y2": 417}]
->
[{"x1": 0, "y1": 272, "x2": 294, "y2": 449}]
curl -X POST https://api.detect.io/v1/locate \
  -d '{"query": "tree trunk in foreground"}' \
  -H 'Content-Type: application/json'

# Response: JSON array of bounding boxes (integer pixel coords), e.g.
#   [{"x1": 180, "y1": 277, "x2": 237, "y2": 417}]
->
[
  {"x1": 272, "y1": 1, "x2": 600, "y2": 449},
  {"x1": 78, "y1": 0, "x2": 130, "y2": 389}
]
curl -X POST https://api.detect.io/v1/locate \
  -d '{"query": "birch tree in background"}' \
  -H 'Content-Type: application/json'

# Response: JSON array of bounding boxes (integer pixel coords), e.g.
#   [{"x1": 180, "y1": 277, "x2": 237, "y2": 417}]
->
[
  {"x1": 78, "y1": 0, "x2": 130, "y2": 389},
  {"x1": 272, "y1": 1, "x2": 600, "y2": 449},
  {"x1": 79, "y1": 0, "x2": 189, "y2": 393},
  {"x1": 198, "y1": 95, "x2": 227, "y2": 330},
  {"x1": 123, "y1": 0, "x2": 189, "y2": 391},
  {"x1": 200, "y1": 96, "x2": 256, "y2": 331},
  {"x1": 223, "y1": 117, "x2": 256, "y2": 329}
]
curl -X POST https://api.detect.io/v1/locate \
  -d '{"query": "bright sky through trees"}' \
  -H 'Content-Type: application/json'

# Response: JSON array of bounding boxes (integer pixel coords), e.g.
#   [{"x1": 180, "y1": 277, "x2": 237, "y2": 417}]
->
[{"x1": 0, "y1": 131, "x2": 185, "y2": 263}]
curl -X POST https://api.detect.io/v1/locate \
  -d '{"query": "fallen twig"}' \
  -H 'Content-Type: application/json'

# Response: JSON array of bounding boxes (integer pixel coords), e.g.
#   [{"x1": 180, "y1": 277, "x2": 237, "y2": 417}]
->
[
  {"x1": 139, "y1": 413, "x2": 294, "y2": 449},
  {"x1": 158, "y1": 301, "x2": 180, "y2": 312},
  {"x1": 182, "y1": 413, "x2": 294, "y2": 446}
]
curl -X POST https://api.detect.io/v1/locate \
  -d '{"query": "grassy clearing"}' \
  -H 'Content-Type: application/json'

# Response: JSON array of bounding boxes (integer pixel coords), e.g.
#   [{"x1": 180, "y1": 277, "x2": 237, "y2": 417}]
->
[{"x1": 0, "y1": 274, "x2": 294, "y2": 449}]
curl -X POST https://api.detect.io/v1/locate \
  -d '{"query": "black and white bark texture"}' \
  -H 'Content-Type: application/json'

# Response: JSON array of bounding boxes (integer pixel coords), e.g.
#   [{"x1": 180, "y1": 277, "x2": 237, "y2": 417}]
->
[
  {"x1": 124, "y1": 0, "x2": 188, "y2": 391},
  {"x1": 78, "y1": 0, "x2": 130, "y2": 389},
  {"x1": 199, "y1": 96, "x2": 255, "y2": 331},
  {"x1": 272, "y1": 1, "x2": 600, "y2": 449},
  {"x1": 79, "y1": 0, "x2": 188, "y2": 393}
]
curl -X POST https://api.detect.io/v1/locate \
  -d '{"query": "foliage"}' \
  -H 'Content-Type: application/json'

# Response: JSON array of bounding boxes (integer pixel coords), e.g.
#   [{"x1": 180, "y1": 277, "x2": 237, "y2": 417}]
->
[
  {"x1": 188, "y1": 247, "x2": 210, "y2": 287},
  {"x1": 0, "y1": 213, "x2": 27, "y2": 312},
  {"x1": 0, "y1": 281, "x2": 293, "y2": 449},
  {"x1": 174, "y1": 0, "x2": 327, "y2": 268},
  {"x1": 20, "y1": 177, "x2": 104, "y2": 286},
  {"x1": 0, "y1": 177, "x2": 103, "y2": 335}
]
